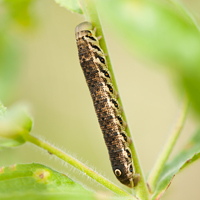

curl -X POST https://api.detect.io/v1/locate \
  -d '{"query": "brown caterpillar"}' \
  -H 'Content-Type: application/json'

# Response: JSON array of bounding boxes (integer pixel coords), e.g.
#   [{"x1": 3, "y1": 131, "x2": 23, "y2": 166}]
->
[{"x1": 75, "y1": 22, "x2": 140, "y2": 188}]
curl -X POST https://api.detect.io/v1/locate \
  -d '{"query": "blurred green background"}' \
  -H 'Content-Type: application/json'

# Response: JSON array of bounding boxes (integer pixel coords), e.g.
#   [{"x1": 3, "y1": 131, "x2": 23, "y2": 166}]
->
[{"x1": 0, "y1": 0, "x2": 200, "y2": 199}]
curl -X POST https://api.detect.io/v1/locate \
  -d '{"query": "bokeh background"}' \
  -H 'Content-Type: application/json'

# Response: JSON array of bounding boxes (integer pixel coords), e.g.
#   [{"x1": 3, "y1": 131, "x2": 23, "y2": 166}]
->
[{"x1": 1, "y1": 0, "x2": 200, "y2": 199}]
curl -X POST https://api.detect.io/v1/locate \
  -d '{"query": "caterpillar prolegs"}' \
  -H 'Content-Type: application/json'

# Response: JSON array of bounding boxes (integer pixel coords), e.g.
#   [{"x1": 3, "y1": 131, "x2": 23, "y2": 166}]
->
[{"x1": 75, "y1": 22, "x2": 140, "y2": 188}]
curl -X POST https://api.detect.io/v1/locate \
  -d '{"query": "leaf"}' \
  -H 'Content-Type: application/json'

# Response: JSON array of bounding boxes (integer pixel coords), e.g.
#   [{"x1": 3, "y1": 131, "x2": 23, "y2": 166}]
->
[
  {"x1": 54, "y1": 0, "x2": 83, "y2": 14},
  {"x1": 0, "y1": 163, "x2": 95, "y2": 200},
  {"x1": 180, "y1": 152, "x2": 200, "y2": 170},
  {"x1": 98, "y1": 0, "x2": 200, "y2": 117},
  {"x1": 0, "y1": 103, "x2": 33, "y2": 149},
  {"x1": 151, "y1": 128, "x2": 200, "y2": 200}
]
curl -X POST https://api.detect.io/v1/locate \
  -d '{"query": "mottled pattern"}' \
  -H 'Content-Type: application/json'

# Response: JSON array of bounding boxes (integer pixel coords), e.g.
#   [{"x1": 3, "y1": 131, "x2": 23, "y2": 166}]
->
[{"x1": 75, "y1": 22, "x2": 139, "y2": 188}]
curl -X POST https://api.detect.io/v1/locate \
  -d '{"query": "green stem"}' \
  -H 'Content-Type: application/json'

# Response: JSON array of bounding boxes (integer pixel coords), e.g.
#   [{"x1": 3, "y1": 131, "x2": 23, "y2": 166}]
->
[
  {"x1": 147, "y1": 96, "x2": 189, "y2": 192},
  {"x1": 23, "y1": 134, "x2": 134, "y2": 198},
  {"x1": 79, "y1": 0, "x2": 150, "y2": 199}
]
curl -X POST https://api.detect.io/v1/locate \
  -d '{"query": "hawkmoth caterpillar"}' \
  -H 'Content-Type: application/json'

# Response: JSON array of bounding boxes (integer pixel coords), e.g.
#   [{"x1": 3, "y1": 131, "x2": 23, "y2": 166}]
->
[{"x1": 75, "y1": 22, "x2": 140, "y2": 188}]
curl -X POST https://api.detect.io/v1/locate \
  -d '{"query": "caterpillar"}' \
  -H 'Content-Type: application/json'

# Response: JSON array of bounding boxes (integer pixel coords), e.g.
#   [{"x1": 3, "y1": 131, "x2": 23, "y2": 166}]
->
[{"x1": 75, "y1": 22, "x2": 140, "y2": 188}]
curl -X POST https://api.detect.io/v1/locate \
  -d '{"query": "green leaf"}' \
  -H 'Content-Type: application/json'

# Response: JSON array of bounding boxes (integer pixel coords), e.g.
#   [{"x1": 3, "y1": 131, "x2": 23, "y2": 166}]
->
[
  {"x1": 180, "y1": 152, "x2": 200, "y2": 170},
  {"x1": 0, "y1": 163, "x2": 95, "y2": 199},
  {"x1": 151, "y1": 128, "x2": 200, "y2": 200},
  {"x1": 98, "y1": 0, "x2": 200, "y2": 117},
  {"x1": 54, "y1": 0, "x2": 83, "y2": 14},
  {"x1": 0, "y1": 103, "x2": 33, "y2": 148}
]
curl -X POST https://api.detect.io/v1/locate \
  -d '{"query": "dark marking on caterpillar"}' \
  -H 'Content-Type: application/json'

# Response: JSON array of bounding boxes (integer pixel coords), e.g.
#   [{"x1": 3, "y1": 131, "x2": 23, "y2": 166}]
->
[
  {"x1": 111, "y1": 99, "x2": 119, "y2": 109},
  {"x1": 94, "y1": 53, "x2": 106, "y2": 64},
  {"x1": 121, "y1": 132, "x2": 128, "y2": 142},
  {"x1": 75, "y1": 21, "x2": 140, "y2": 188},
  {"x1": 117, "y1": 115, "x2": 123, "y2": 125},
  {"x1": 101, "y1": 69, "x2": 110, "y2": 78},
  {"x1": 89, "y1": 42, "x2": 102, "y2": 52},
  {"x1": 126, "y1": 148, "x2": 132, "y2": 158},
  {"x1": 85, "y1": 35, "x2": 96, "y2": 41},
  {"x1": 106, "y1": 83, "x2": 114, "y2": 93}
]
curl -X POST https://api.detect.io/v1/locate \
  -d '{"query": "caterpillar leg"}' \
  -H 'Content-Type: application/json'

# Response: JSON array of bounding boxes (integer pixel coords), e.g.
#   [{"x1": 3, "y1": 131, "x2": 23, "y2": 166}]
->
[
  {"x1": 93, "y1": 27, "x2": 102, "y2": 40},
  {"x1": 97, "y1": 35, "x2": 102, "y2": 40},
  {"x1": 115, "y1": 91, "x2": 119, "y2": 99},
  {"x1": 127, "y1": 136, "x2": 132, "y2": 145},
  {"x1": 133, "y1": 173, "x2": 141, "y2": 187},
  {"x1": 123, "y1": 119, "x2": 128, "y2": 129}
]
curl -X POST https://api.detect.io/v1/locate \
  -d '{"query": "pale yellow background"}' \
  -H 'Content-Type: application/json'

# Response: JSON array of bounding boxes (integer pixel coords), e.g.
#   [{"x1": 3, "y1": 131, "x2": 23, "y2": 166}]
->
[{"x1": 3, "y1": 0, "x2": 200, "y2": 199}]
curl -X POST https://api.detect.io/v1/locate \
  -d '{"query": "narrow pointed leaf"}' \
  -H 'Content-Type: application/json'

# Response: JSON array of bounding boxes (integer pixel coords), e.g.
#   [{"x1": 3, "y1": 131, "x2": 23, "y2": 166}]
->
[{"x1": 152, "y1": 128, "x2": 200, "y2": 200}]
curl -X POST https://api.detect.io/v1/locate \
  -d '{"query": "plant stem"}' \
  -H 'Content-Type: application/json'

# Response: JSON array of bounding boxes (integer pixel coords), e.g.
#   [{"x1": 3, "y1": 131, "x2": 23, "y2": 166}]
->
[
  {"x1": 147, "y1": 96, "x2": 189, "y2": 192},
  {"x1": 23, "y1": 133, "x2": 134, "y2": 198},
  {"x1": 79, "y1": 0, "x2": 150, "y2": 199}
]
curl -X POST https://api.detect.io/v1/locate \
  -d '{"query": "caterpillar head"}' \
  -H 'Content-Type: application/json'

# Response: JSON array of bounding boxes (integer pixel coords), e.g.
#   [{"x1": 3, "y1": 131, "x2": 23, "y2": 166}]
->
[
  {"x1": 113, "y1": 163, "x2": 135, "y2": 188},
  {"x1": 75, "y1": 21, "x2": 96, "y2": 41}
]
